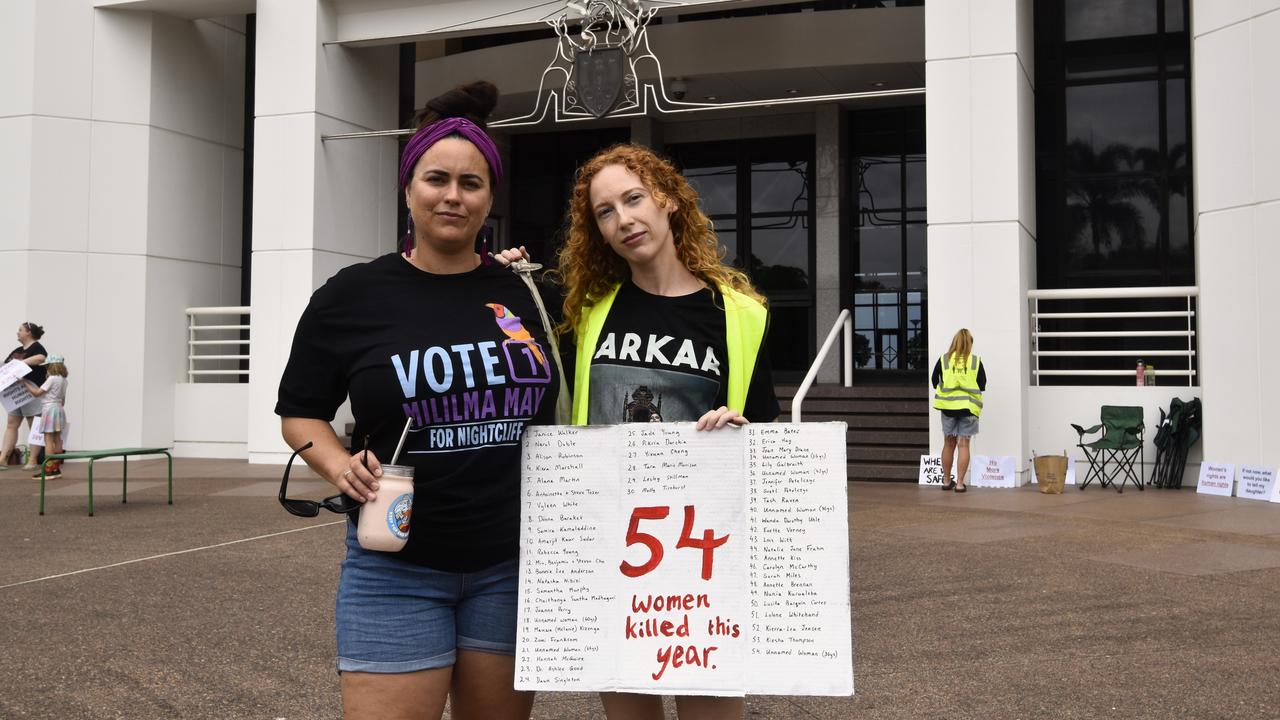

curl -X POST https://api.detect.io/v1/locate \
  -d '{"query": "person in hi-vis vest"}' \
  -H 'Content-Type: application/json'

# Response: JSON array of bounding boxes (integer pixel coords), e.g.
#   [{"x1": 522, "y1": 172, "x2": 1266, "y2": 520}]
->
[
  {"x1": 931, "y1": 328, "x2": 987, "y2": 492},
  {"x1": 498, "y1": 143, "x2": 780, "y2": 720}
]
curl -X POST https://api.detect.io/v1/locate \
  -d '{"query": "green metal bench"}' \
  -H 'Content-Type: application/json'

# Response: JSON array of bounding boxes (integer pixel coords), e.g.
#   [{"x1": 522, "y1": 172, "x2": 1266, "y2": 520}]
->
[{"x1": 38, "y1": 447, "x2": 173, "y2": 516}]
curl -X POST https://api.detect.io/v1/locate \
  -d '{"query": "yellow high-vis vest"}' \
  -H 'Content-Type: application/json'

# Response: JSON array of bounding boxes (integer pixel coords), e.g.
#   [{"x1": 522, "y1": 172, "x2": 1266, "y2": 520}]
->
[
  {"x1": 933, "y1": 352, "x2": 983, "y2": 416},
  {"x1": 572, "y1": 283, "x2": 768, "y2": 425}
]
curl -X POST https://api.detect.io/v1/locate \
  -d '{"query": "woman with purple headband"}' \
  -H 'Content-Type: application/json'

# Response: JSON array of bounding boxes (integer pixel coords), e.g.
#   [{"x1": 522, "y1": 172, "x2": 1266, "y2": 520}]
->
[{"x1": 276, "y1": 81, "x2": 556, "y2": 720}]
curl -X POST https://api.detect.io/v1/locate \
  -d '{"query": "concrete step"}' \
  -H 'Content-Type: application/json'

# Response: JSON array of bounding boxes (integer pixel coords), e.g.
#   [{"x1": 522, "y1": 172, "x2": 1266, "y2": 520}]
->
[
  {"x1": 847, "y1": 445, "x2": 926, "y2": 464},
  {"x1": 776, "y1": 383, "x2": 927, "y2": 401},
  {"x1": 796, "y1": 397, "x2": 929, "y2": 415},
  {"x1": 808, "y1": 413, "x2": 929, "y2": 430},
  {"x1": 849, "y1": 429, "x2": 930, "y2": 446},
  {"x1": 846, "y1": 462, "x2": 920, "y2": 482}
]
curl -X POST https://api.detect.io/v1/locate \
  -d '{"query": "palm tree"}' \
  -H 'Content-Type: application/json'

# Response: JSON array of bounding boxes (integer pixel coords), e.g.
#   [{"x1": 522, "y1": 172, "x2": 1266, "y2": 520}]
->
[{"x1": 1064, "y1": 140, "x2": 1160, "y2": 258}]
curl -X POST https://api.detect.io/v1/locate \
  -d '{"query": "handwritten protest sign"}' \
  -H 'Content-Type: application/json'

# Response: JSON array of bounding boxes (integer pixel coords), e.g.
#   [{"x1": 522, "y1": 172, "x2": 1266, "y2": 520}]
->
[
  {"x1": 1196, "y1": 462, "x2": 1234, "y2": 496},
  {"x1": 0, "y1": 360, "x2": 34, "y2": 413},
  {"x1": 1237, "y1": 465, "x2": 1277, "y2": 503},
  {"x1": 516, "y1": 423, "x2": 852, "y2": 697},
  {"x1": 918, "y1": 455, "x2": 949, "y2": 486},
  {"x1": 970, "y1": 455, "x2": 1018, "y2": 488}
]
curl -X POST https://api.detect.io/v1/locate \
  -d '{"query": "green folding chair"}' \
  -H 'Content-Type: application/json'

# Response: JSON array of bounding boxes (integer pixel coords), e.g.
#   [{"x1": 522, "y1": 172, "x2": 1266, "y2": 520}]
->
[{"x1": 1072, "y1": 405, "x2": 1145, "y2": 493}]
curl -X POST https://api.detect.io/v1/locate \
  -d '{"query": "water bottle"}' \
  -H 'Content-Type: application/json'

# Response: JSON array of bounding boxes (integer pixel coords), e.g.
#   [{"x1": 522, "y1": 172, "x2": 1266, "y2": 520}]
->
[
  {"x1": 1136, "y1": 360, "x2": 1145, "y2": 387},
  {"x1": 1145, "y1": 364, "x2": 1155, "y2": 386}
]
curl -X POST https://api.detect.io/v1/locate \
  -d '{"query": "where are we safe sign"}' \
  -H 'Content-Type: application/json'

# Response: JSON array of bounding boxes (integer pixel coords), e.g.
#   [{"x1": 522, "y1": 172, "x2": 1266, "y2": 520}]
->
[{"x1": 516, "y1": 423, "x2": 853, "y2": 697}]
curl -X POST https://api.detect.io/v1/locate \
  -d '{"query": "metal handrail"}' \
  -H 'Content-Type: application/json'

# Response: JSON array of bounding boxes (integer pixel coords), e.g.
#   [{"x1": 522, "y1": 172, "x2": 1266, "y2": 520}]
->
[
  {"x1": 185, "y1": 306, "x2": 250, "y2": 382},
  {"x1": 791, "y1": 309, "x2": 853, "y2": 422},
  {"x1": 1027, "y1": 286, "x2": 1198, "y2": 386}
]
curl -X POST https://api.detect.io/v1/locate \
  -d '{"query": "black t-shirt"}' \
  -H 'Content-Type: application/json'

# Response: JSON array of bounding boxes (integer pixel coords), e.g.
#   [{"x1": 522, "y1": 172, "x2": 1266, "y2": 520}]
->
[
  {"x1": 585, "y1": 281, "x2": 778, "y2": 424},
  {"x1": 6, "y1": 342, "x2": 48, "y2": 386},
  {"x1": 276, "y1": 254, "x2": 559, "y2": 571}
]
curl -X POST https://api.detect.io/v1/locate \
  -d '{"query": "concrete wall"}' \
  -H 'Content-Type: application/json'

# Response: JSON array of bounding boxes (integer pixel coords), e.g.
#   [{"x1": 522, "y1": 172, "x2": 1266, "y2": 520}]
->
[
  {"x1": 246, "y1": 0, "x2": 399, "y2": 463},
  {"x1": 174, "y1": 383, "x2": 248, "y2": 458},
  {"x1": 1028, "y1": 386, "x2": 1204, "y2": 487},
  {"x1": 0, "y1": 1, "x2": 244, "y2": 450},
  {"x1": 1191, "y1": 1, "x2": 1280, "y2": 470},
  {"x1": 924, "y1": 0, "x2": 1037, "y2": 465}
]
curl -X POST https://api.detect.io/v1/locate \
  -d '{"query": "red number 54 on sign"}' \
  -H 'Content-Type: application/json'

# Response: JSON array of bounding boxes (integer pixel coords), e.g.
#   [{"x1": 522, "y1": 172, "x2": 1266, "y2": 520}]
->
[{"x1": 619, "y1": 505, "x2": 729, "y2": 581}]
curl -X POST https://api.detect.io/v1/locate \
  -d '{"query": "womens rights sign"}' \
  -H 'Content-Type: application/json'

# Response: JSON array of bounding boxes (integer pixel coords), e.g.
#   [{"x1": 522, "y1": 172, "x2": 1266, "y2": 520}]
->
[
  {"x1": 0, "y1": 360, "x2": 34, "y2": 413},
  {"x1": 515, "y1": 423, "x2": 853, "y2": 697}
]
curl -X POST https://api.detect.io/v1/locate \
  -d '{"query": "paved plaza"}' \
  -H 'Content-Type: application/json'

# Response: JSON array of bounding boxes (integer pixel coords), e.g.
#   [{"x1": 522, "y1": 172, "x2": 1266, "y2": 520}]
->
[{"x1": 3, "y1": 458, "x2": 1279, "y2": 719}]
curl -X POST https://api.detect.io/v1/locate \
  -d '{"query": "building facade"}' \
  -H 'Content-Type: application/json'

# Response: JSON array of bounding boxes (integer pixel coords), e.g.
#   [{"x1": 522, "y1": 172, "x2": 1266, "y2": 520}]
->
[{"x1": 2, "y1": 0, "x2": 1276, "y2": 478}]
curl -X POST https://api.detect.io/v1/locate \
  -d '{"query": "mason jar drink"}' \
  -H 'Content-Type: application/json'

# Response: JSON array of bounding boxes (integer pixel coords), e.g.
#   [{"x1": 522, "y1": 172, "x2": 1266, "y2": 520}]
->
[{"x1": 357, "y1": 464, "x2": 414, "y2": 552}]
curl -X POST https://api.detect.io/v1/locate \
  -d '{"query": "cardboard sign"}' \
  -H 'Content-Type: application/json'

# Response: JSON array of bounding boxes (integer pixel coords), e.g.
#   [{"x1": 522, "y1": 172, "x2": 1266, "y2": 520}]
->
[
  {"x1": 516, "y1": 423, "x2": 853, "y2": 697},
  {"x1": 0, "y1": 359, "x2": 32, "y2": 387},
  {"x1": 1196, "y1": 462, "x2": 1234, "y2": 496},
  {"x1": 918, "y1": 454, "x2": 951, "y2": 486},
  {"x1": 27, "y1": 415, "x2": 43, "y2": 446},
  {"x1": 970, "y1": 455, "x2": 1018, "y2": 488},
  {"x1": 1, "y1": 380, "x2": 34, "y2": 414},
  {"x1": 1237, "y1": 465, "x2": 1277, "y2": 503},
  {"x1": 1030, "y1": 457, "x2": 1077, "y2": 486}
]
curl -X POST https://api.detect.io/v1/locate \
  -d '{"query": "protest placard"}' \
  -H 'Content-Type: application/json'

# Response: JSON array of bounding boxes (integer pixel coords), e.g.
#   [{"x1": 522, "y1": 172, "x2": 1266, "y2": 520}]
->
[
  {"x1": 27, "y1": 415, "x2": 43, "y2": 446},
  {"x1": 970, "y1": 455, "x2": 1018, "y2": 488},
  {"x1": 1237, "y1": 465, "x2": 1276, "y2": 503},
  {"x1": 516, "y1": 422, "x2": 853, "y2": 697},
  {"x1": 1196, "y1": 462, "x2": 1234, "y2": 496},
  {"x1": 0, "y1": 359, "x2": 32, "y2": 387},
  {"x1": 918, "y1": 454, "x2": 949, "y2": 486},
  {"x1": 0, "y1": 364, "x2": 34, "y2": 413}
]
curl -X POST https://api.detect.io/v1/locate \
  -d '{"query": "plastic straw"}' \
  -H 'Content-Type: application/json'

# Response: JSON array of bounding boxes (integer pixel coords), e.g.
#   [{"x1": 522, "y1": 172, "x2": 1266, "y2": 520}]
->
[{"x1": 390, "y1": 417, "x2": 413, "y2": 465}]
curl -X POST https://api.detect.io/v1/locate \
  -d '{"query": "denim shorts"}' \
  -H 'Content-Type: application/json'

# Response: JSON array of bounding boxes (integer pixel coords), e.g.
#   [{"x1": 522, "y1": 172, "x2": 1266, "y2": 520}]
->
[
  {"x1": 941, "y1": 413, "x2": 979, "y2": 437},
  {"x1": 335, "y1": 524, "x2": 520, "y2": 674}
]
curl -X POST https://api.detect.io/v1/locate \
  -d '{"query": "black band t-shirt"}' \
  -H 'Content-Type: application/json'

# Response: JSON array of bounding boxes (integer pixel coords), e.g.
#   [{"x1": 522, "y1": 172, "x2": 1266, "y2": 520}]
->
[
  {"x1": 276, "y1": 254, "x2": 558, "y2": 571},
  {"x1": 586, "y1": 281, "x2": 778, "y2": 424}
]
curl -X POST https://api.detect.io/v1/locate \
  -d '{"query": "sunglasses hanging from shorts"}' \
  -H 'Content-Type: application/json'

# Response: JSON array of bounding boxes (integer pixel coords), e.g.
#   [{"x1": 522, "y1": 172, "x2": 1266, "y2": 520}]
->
[{"x1": 277, "y1": 440, "x2": 363, "y2": 517}]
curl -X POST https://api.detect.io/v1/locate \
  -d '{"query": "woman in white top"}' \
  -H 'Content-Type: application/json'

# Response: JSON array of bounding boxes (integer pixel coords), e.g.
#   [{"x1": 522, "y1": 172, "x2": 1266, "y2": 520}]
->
[{"x1": 24, "y1": 354, "x2": 68, "y2": 479}]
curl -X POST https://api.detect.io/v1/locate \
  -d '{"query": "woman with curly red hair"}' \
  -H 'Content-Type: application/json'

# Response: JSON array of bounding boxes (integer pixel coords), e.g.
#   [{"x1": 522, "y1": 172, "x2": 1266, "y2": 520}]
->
[
  {"x1": 556, "y1": 143, "x2": 777, "y2": 434},
  {"x1": 563, "y1": 144, "x2": 778, "y2": 719}
]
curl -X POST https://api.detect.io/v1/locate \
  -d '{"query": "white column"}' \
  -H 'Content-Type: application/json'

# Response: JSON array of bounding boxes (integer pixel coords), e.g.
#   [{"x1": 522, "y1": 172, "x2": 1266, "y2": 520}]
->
[
  {"x1": 1, "y1": 1, "x2": 246, "y2": 450},
  {"x1": 1191, "y1": 2, "x2": 1280, "y2": 468},
  {"x1": 247, "y1": 0, "x2": 398, "y2": 462},
  {"x1": 924, "y1": 0, "x2": 1037, "y2": 466}
]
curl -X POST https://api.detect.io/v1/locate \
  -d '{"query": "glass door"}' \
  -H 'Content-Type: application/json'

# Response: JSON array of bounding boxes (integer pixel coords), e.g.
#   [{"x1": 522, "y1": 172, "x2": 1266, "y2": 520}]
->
[
  {"x1": 670, "y1": 137, "x2": 816, "y2": 382},
  {"x1": 848, "y1": 107, "x2": 928, "y2": 375}
]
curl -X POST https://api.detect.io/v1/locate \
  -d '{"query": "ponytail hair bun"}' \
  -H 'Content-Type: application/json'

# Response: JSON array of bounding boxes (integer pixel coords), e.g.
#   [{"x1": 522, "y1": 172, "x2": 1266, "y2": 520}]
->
[{"x1": 415, "y1": 81, "x2": 499, "y2": 129}]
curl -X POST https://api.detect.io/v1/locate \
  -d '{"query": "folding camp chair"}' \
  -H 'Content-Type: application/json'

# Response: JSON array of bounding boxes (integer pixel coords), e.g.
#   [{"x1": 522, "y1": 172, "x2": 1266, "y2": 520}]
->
[
  {"x1": 1072, "y1": 405, "x2": 1145, "y2": 493},
  {"x1": 1150, "y1": 397, "x2": 1201, "y2": 489}
]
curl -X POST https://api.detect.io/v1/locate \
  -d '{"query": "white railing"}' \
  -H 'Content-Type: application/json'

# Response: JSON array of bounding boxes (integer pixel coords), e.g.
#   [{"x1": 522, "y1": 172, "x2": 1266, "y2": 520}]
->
[
  {"x1": 185, "y1": 306, "x2": 250, "y2": 382},
  {"x1": 791, "y1": 309, "x2": 853, "y2": 422},
  {"x1": 1028, "y1": 286, "x2": 1198, "y2": 385}
]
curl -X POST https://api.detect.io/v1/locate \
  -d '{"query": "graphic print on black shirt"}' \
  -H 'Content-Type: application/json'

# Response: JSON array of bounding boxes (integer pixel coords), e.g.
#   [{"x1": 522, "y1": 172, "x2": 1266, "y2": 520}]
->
[
  {"x1": 586, "y1": 282, "x2": 779, "y2": 424},
  {"x1": 395, "y1": 300, "x2": 552, "y2": 454}
]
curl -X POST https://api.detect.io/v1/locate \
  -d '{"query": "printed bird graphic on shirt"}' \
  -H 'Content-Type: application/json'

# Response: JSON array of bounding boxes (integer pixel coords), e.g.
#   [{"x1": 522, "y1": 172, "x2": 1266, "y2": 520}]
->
[{"x1": 485, "y1": 303, "x2": 547, "y2": 367}]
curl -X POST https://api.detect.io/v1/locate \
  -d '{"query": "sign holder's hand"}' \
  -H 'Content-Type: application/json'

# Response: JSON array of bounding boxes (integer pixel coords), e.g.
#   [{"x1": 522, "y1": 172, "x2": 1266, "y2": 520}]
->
[{"x1": 695, "y1": 406, "x2": 747, "y2": 431}]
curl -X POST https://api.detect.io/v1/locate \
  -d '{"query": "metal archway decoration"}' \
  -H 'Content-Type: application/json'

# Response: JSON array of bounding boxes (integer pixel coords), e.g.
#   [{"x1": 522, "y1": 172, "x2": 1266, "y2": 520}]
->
[{"x1": 320, "y1": 0, "x2": 924, "y2": 140}]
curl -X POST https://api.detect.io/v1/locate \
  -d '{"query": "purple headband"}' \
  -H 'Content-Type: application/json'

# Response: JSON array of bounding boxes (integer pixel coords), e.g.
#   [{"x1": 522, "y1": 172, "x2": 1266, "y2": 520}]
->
[{"x1": 398, "y1": 117, "x2": 503, "y2": 192}]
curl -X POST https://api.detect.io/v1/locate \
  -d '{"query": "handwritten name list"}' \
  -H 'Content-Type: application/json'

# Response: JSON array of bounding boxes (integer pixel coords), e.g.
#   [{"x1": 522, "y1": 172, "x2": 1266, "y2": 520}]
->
[{"x1": 516, "y1": 422, "x2": 852, "y2": 697}]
